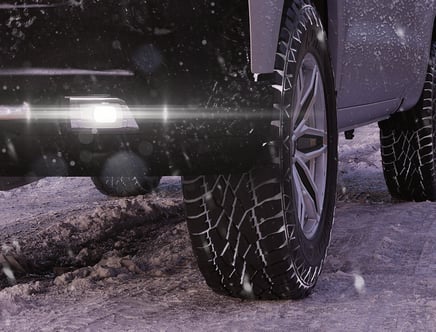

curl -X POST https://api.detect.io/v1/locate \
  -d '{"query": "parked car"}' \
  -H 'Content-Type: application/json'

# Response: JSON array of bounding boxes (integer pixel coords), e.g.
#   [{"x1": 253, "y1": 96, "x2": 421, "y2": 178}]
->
[{"x1": 1, "y1": 0, "x2": 435, "y2": 300}]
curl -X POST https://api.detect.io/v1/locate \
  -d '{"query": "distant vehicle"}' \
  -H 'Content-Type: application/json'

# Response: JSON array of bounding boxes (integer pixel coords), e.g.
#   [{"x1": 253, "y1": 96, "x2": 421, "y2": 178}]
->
[{"x1": 1, "y1": 0, "x2": 435, "y2": 300}]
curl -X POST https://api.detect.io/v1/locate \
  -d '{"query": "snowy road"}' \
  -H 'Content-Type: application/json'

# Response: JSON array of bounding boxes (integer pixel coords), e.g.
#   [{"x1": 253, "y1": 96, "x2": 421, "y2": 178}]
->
[{"x1": 0, "y1": 124, "x2": 435, "y2": 331}]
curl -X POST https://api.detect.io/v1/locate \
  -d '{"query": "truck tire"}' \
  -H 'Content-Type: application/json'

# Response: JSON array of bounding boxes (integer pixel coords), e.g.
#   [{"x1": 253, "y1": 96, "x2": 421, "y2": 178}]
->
[
  {"x1": 91, "y1": 176, "x2": 161, "y2": 197},
  {"x1": 379, "y1": 43, "x2": 436, "y2": 202},
  {"x1": 182, "y1": 0, "x2": 337, "y2": 300}
]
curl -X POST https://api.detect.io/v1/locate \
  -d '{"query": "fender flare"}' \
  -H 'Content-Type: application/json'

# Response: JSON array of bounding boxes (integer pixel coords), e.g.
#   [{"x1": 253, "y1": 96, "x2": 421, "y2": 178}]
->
[{"x1": 249, "y1": 0, "x2": 284, "y2": 74}]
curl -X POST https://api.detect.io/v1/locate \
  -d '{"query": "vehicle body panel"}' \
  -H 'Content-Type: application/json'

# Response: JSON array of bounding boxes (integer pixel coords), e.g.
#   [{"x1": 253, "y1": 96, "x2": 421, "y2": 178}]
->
[
  {"x1": 250, "y1": 0, "x2": 436, "y2": 130},
  {"x1": 249, "y1": 0, "x2": 284, "y2": 74},
  {"x1": 330, "y1": 0, "x2": 435, "y2": 130}
]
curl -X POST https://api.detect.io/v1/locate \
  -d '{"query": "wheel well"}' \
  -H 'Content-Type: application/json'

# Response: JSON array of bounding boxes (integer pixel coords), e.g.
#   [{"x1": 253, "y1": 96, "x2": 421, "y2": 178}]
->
[
  {"x1": 312, "y1": 0, "x2": 328, "y2": 33},
  {"x1": 432, "y1": 16, "x2": 436, "y2": 43},
  {"x1": 249, "y1": 0, "x2": 330, "y2": 74}
]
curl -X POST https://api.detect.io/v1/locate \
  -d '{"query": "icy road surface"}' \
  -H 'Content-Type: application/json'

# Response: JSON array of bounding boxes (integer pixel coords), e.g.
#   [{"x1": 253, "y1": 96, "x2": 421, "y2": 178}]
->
[{"x1": 0, "y1": 124, "x2": 435, "y2": 331}]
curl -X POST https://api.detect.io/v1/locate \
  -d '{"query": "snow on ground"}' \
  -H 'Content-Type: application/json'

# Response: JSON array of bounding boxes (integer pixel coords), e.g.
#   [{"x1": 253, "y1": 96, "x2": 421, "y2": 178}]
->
[{"x1": 0, "y1": 124, "x2": 435, "y2": 331}]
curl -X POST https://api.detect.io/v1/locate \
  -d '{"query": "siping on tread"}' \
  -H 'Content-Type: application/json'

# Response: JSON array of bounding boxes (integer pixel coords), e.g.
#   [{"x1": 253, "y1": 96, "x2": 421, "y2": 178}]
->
[{"x1": 184, "y1": 172, "x2": 295, "y2": 299}]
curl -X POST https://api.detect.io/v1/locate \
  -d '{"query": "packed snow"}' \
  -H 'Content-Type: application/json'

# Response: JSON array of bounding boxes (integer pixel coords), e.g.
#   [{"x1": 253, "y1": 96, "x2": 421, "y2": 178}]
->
[{"x1": 0, "y1": 124, "x2": 435, "y2": 330}]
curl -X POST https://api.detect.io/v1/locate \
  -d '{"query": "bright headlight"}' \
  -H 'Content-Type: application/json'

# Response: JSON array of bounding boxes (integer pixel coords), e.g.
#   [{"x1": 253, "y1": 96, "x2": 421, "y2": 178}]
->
[
  {"x1": 91, "y1": 104, "x2": 119, "y2": 124},
  {"x1": 69, "y1": 97, "x2": 138, "y2": 130}
]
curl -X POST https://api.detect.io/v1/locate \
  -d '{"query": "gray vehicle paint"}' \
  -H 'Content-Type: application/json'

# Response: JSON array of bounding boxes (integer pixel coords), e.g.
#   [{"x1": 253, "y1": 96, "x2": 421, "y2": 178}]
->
[
  {"x1": 249, "y1": 0, "x2": 284, "y2": 74},
  {"x1": 249, "y1": 0, "x2": 436, "y2": 131}
]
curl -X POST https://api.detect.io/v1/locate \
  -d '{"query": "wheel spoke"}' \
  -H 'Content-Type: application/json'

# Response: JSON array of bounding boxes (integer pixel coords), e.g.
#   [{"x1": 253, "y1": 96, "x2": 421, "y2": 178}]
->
[
  {"x1": 295, "y1": 152, "x2": 322, "y2": 213},
  {"x1": 292, "y1": 167, "x2": 306, "y2": 224},
  {"x1": 292, "y1": 165, "x2": 319, "y2": 230},
  {"x1": 294, "y1": 123, "x2": 327, "y2": 163},
  {"x1": 295, "y1": 67, "x2": 304, "y2": 111},
  {"x1": 302, "y1": 189, "x2": 319, "y2": 227},
  {"x1": 294, "y1": 123, "x2": 326, "y2": 140},
  {"x1": 293, "y1": 67, "x2": 319, "y2": 129},
  {"x1": 296, "y1": 144, "x2": 327, "y2": 163}
]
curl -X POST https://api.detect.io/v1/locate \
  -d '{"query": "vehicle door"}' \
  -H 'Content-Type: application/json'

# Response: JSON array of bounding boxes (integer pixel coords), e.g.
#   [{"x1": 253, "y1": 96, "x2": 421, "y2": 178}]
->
[{"x1": 330, "y1": 0, "x2": 434, "y2": 112}]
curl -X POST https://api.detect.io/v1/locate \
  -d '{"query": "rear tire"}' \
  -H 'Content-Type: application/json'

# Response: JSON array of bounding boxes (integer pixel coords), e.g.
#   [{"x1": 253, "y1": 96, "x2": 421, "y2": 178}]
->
[
  {"x1": 379, "y1": 42, "x2": 436, "y2": 202},
  {"x1": 91, "y1": 176, "x2": 161, "y2": 197},
  {"x1": 183, "y1": 0, "x2": 337, "y2": 300}
]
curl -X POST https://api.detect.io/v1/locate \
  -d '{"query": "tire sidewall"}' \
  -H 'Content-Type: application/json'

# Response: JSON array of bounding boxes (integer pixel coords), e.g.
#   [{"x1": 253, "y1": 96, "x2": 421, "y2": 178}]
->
[{"x1": 430, "y1": 43, "x2": 436, "y2": 197}]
